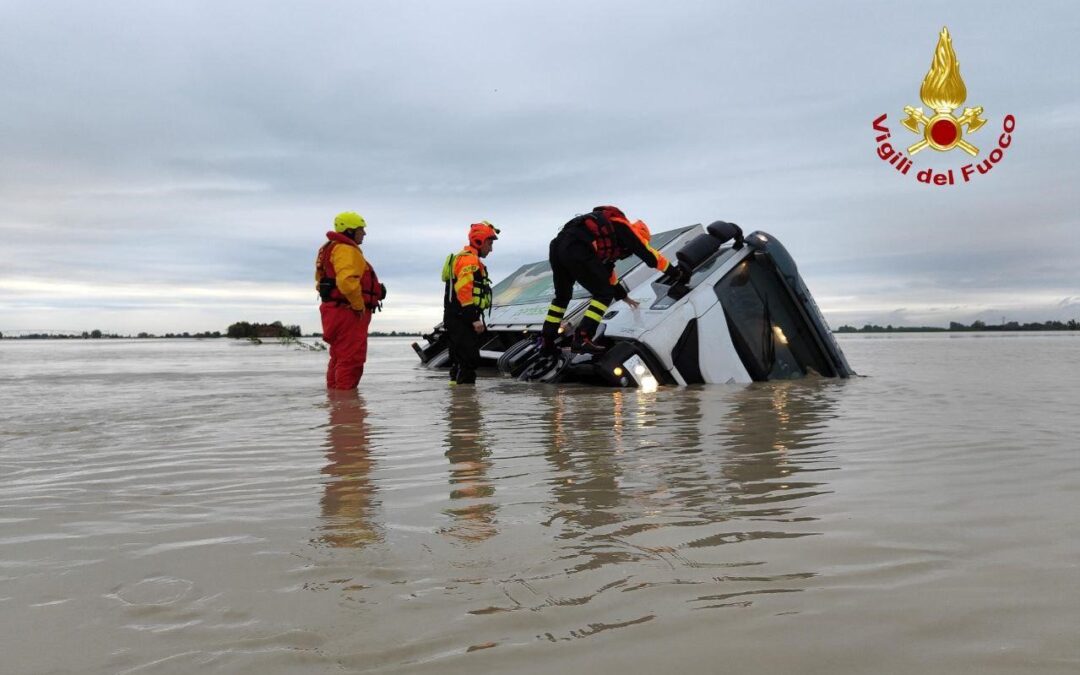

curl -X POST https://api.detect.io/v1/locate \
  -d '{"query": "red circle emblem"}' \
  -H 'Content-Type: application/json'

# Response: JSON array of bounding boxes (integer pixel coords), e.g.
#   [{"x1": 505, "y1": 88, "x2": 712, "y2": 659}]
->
[{"x1": 930, "y1": 118, "x2": 959, "y2": 147}]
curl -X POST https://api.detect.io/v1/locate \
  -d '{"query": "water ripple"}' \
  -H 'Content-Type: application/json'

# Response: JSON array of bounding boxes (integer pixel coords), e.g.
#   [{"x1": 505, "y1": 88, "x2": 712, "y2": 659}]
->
[{"x1": 2, "y1": 337, "x2": 1079, "y2": 673}]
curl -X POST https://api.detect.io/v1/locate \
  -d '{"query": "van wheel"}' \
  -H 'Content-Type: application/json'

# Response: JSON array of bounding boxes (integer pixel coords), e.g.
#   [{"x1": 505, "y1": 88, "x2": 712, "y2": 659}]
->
[{"x1": 518, "y1": 351, "x2": 569, "y2": 383}]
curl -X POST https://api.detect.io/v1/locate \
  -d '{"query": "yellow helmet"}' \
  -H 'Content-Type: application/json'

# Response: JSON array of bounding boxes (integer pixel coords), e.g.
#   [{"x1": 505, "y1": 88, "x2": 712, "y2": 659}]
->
[{"x1": 333, "y1": 211, "x2": 367, "y2": 232}]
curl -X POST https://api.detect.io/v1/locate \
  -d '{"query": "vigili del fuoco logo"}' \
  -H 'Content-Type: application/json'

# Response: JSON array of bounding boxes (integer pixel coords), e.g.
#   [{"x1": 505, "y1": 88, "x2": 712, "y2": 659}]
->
[{"x1": 872, "y1": 27, "x2": 1015, "y2": 186}]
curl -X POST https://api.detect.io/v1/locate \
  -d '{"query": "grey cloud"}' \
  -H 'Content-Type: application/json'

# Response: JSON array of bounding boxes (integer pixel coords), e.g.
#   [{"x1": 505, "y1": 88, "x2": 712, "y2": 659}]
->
[{"x1": 1, "y1": 0, "x2": 1078, "y2": 333}]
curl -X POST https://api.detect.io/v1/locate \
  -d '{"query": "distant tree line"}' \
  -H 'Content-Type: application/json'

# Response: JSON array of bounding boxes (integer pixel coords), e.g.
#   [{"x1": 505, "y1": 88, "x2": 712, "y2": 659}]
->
[
  {"x1": 948, "y1": 319, "x2": 1080, "y2": 331},
  {"x1": 5, "y1": 330, "x2": 125, "y2": 339},
  {"x1": 146, "y1": 331, "x2": 224, "y2": 338},
  {"x1": 836, "y1": 320, "x2": 1080, "y2": 333},
  {"x1": 226, "y1": 321, "x2": 301, "y2": 339},
  {"x1": 7, "y1": 330, "x2": 228, "y2": 339},
  {"x1": 2, "y1": 326, "x2": 424, "y2": 339},
  {"x1": 6, "y1": 320, "x2": 1076, "y2": 340}
]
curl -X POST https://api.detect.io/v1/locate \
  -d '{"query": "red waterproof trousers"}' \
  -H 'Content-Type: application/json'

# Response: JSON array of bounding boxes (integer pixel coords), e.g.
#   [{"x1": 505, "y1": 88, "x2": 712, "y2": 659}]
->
[{"x1": 321, "y1": 303, "x2": 372, "y2": 389}]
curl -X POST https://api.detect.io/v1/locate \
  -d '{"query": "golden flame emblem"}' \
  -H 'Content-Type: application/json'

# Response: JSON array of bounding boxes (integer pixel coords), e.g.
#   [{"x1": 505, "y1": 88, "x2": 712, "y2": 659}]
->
[{"x1": 902, "y1": 27, "x2": 987, "y2": 156}]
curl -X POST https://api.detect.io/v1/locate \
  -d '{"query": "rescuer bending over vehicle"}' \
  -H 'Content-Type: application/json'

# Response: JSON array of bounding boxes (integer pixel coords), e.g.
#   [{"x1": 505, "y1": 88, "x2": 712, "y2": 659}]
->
[{"x1": 540, "y1": 205, "x2": 689, "y2": 355}]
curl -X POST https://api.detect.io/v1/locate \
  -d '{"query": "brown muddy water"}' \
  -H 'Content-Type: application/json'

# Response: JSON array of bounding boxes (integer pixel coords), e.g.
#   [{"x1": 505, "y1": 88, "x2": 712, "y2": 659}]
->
[{"x1": 1, "y1": 334, "x2": 1078, "y2": 674}]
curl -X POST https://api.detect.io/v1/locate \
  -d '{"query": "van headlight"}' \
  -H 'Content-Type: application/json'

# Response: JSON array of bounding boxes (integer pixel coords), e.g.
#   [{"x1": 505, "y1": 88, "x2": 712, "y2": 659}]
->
[{"x1": 622, "y1": 354, "x2": 658, "y2": 391}]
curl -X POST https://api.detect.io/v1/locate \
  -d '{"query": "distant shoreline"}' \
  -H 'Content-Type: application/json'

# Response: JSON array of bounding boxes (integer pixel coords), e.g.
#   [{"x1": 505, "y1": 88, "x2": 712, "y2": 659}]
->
[
  {"x1": 835, "y1": 320, "x2": 1079, "y2": 334},
  {"x1": 5, "y1": 324, "x2": 1080, "y2": 340},
  {"x1": 1, "y1": 332, "x2": 422, "y2": 340}
]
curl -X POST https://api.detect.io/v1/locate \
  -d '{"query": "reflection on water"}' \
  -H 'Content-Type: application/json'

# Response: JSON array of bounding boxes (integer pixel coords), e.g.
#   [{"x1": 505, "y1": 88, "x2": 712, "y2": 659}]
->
[
  {"x1": 4, "y1": 337, "x2": 1079, "y2": 673},
  {"x1": 318, "y1": 390, "x2": 381, "y2": 548},
  {"x1": 525, "y1": 381, "x2": 841, "y2": 622},
  {"x1": 306, "y1": 374, "x2": 846, "y2": 656},
  {"x1": 542, "y1": 387, "x2": 628, "y2": 535},
  {"x1": 441, "y1": 387, "x2": 498, "y2": 543},
  {"x1": 716, "y1": 382, "x2": 837, "y2": 515}
]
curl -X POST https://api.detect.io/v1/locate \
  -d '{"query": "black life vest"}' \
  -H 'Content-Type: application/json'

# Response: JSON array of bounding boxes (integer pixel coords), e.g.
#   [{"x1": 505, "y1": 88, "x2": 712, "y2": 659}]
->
[{"x1": 563, "y1": 206, "x2": 627, "y2": 263}]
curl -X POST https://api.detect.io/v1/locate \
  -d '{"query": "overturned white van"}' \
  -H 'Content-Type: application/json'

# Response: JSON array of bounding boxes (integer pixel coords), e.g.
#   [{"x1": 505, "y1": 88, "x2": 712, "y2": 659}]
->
[{"x1": 413, "y1": 223, "x2": 853, "y2": 387}]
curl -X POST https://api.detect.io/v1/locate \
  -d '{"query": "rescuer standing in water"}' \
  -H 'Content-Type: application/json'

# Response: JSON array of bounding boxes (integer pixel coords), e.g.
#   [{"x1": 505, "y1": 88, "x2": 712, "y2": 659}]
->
[
  {"x1": 540, "y1": 205, "x2": 688, "y2": 355},
  {"x1": 315, "y1": 212, "x2": 385, "y2": 389},
  {"x1": 442, "y1": 221, "x2": 499, "y2": 385}
]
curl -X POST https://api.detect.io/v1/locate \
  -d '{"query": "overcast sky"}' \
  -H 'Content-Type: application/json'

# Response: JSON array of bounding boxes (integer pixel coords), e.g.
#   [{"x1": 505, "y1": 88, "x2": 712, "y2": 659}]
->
[{"x1": 1, "y1": 0, "x2": 1077, "y2": 334}]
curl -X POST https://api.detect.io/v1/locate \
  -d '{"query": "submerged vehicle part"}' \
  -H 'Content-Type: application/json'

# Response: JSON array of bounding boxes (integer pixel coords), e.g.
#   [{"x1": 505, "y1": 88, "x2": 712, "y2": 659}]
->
[{"x1": 413, "y1": 223, "x2": 853, "y2": 386}]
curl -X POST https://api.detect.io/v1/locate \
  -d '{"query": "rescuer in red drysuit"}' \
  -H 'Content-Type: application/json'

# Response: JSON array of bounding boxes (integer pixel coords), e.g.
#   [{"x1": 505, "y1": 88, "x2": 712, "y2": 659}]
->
[{"x1": 315, "y1": 212, "x2": 386, "y2": 389}]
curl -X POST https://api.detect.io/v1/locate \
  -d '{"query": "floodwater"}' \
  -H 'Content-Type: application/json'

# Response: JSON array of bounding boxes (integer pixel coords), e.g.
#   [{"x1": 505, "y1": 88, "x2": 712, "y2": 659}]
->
[{"x1": 1, "y1": 334, "x2": 1078, "y2": 674}]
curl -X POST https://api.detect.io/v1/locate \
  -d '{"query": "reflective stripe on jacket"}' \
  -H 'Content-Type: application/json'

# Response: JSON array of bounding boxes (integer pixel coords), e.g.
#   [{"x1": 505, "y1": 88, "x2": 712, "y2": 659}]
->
[{"x1": 627, "y1": 225, "x2": 670, "y2": 272}]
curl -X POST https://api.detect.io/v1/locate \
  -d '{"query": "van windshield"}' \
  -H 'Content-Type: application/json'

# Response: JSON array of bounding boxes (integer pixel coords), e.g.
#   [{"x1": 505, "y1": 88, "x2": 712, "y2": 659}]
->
[{"x1": 713, "y1": 255, "x2": 834, "y2": 380}]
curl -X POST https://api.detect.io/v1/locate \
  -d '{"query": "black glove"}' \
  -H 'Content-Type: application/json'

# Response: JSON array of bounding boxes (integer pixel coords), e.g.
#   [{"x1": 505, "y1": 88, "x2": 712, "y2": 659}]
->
[
  {"x1": 665, "y1": 263, "x2": 691, "y2": 285},
  {"x1": 374, "y1": 283, "x2": 387, "y2": 311}
]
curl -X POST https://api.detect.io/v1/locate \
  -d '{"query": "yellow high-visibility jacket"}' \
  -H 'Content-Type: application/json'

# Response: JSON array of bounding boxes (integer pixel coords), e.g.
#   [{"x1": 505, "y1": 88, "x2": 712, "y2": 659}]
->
[{"x1": 315, "y1": 233, "x2": 371, "y2": 311}]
